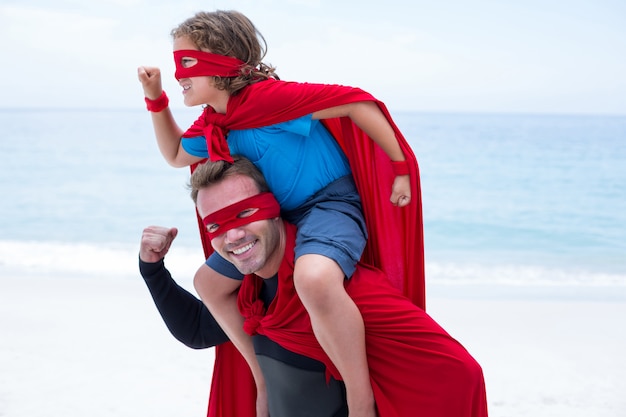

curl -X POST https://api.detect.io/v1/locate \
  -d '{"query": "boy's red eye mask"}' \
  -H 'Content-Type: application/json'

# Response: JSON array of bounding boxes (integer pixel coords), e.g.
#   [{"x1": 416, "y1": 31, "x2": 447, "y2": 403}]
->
[
  {"x1": 202, "y1": 192, "x2": 280, "y2": 239},
  {"x1": 174, "y1": 50, "x2": 245, "y2": 79}
]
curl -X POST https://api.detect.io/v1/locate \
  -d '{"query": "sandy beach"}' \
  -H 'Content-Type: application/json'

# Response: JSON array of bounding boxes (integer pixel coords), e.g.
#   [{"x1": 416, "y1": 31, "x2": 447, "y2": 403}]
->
[
  {"x1": 427, "y1": 289, "x2": 626, "y2": 417},
  {"x1": 1, "y1": 259, "x2": 625, "y2": 417}
]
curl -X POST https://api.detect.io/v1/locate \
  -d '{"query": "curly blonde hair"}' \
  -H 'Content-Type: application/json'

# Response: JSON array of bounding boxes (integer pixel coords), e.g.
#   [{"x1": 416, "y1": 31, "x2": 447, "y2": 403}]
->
[{"x1": 171, "y1": 10, "x2": 279, "y2": 95}]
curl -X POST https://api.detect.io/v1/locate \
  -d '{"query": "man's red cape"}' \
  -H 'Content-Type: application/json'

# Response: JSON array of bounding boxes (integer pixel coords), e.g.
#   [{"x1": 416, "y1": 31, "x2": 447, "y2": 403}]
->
[
  {"x1": 187, "y1": 79, "x2": 425, "y2": 417},
  {"x1": 238, "y1": 224, "x2": 487, "y2": 417}
]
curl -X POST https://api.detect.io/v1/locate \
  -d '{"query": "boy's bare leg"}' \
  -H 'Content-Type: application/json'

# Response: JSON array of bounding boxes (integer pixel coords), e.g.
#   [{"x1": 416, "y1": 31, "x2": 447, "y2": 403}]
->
[
  {"x1": 194, "y1": 264, "x2": 268, "y2": 417},
  {"x1": 294, "y1": 254, "x2": 376, "y2": 417}
]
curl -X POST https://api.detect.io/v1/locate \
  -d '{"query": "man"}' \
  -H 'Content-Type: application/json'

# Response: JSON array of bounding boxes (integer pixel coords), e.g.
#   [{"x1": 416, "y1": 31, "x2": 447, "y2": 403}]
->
[
  {"x1": 139, "y1": 157, "x2": 488, "y2": 417},
  {"x1": 140, "y1": 158, "x2": 348, "y2": 417}
]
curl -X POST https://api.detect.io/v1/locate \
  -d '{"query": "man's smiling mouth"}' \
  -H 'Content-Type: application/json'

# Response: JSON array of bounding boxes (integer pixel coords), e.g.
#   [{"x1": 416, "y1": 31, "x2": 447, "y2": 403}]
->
[{"x1": 232, "y1": 241, "x2": 256, "y2": 255}]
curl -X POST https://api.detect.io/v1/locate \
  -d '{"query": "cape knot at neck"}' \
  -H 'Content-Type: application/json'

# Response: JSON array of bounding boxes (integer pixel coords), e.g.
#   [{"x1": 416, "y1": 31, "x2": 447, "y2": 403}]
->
[
  {"x1": 242, "y1": 299, "x2": 266, "y2": 336},
  {"x1": 203, "y1": 122, "x2": 233, "y2": 163}
]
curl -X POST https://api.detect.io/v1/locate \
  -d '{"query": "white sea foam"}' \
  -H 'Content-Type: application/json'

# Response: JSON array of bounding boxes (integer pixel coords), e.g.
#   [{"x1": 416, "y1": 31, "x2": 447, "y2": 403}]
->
[
  {"x1": 2, "y1": 239, "x2": 624, "y2": 294},
  {"x1": 426, "y1": 261, "x2": 626, "y2": 287},
  {"x1": 0, "y1": 240, "x2": 205, "y2": 280}
]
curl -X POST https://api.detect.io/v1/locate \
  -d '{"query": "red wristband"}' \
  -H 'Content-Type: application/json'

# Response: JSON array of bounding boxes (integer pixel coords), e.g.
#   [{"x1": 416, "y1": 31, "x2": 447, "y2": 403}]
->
[
  {"x1": 145, "y1": 91, "x2": 169, "y2": 112},
  {"x1": 391, "y1": 160, "x2": 410, "y2": 176}
]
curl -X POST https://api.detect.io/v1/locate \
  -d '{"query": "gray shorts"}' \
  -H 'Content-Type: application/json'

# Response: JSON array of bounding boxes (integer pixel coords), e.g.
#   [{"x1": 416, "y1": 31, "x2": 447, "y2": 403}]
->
[
  {"x1": 285, "y1": 175, "x2": 367, "y2": 279},
  {"x1": 257, "y1": 355, "x2": 347, "y2": 417}
]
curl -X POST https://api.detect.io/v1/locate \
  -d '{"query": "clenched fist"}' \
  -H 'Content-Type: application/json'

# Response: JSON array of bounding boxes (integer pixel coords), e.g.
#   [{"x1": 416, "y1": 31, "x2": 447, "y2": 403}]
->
[{"x1": 139, "y1": 226, "x2": 178, "y2": 263}]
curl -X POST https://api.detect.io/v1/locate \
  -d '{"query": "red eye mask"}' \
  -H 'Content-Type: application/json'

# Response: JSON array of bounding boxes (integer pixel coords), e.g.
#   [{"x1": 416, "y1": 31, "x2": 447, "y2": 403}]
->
[
  {"x1": 202, "y1": 192, "x2": 281, "y2": 239},
  {"x1": 174, "y1": 49, "x2": 245, "y2": 80}
]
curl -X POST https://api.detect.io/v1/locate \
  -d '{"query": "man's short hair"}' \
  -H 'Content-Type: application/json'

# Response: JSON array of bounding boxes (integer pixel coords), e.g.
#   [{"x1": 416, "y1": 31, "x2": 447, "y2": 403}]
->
[{"x1": 189, "y1": 156, "x2": 270, "y2": 203}]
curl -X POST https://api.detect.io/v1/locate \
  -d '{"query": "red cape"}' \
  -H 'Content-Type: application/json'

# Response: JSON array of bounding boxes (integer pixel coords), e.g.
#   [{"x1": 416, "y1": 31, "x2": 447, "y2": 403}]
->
[
  {"x1": 188, "y1": 79, "x2": 425, "y2": 417},
  {"x1": 238, "y1": 224, "x2": 487, "y2": 417}
]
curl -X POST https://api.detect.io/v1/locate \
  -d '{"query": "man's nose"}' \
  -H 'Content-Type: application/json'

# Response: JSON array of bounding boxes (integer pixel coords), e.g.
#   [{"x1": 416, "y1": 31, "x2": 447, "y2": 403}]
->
[{"x1": 224, "y1": 227, "x2": 245, "y2": 243}]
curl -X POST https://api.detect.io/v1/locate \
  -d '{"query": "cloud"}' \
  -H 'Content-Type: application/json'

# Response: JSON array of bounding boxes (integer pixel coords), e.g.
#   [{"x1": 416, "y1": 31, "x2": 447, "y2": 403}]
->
[
  {"x1": 0, "y1": 3, "x2": 172, "y2": 108},
  {"x1": 1, "y1": 1, "x2": 625, "y2": 114}
]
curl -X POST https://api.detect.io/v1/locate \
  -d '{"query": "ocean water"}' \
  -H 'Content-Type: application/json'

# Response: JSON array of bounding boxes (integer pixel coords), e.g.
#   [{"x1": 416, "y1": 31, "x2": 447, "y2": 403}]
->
[{"x1": 1, "y1": 108, "x2": 624, "y2": 298}]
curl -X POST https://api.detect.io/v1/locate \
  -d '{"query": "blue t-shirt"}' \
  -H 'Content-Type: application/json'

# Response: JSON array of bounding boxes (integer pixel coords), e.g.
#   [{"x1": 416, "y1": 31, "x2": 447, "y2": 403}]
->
[{"x1": 181, "y1": 115, "x2": 351, "y2": 211}]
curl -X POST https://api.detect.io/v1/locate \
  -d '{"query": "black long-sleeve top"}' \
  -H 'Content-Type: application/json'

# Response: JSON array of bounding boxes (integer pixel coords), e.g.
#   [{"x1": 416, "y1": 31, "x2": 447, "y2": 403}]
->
[
  {"x1": 138, "y1": 258, "x2": 325, "y2": 371},
  {"x1": 139, "y1": 257, "x2": 348, "y2": 417},
  {"x1": 139, "y1": 258, "x2": 229, "y2": 348}
]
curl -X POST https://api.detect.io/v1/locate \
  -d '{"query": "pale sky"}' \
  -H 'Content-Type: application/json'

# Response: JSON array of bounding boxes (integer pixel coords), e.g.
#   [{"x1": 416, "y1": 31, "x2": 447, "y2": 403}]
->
[{"x1": 1, "y1": 0, "x2": 625, "y2": 114}]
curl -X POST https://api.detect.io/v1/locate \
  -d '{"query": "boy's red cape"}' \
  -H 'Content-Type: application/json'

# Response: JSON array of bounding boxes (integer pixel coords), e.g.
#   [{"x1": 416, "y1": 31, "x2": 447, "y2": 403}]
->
[{"x1": 187, "y1": 79, "x2": 425, "y2": 417}]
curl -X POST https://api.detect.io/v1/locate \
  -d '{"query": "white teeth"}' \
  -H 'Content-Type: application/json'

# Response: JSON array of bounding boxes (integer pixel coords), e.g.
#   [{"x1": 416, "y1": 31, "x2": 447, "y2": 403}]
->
[
  {"x1": 232, "y1": 242, "x2": 254, "y2": 255},
  {"x1": 183, "y1": 85, "x2": 191, "y2": 90}
]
